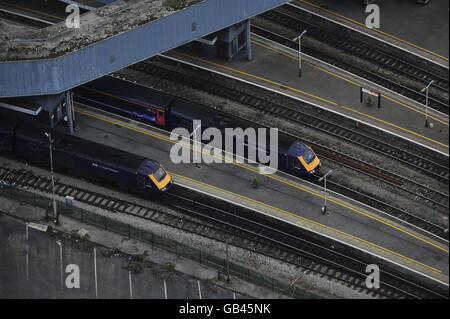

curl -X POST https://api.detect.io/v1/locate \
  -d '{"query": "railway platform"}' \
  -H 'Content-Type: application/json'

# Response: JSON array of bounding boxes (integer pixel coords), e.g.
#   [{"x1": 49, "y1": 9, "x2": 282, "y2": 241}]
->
[
  {"x1": 161, "y1": 39, "x2": 449, "y2": 155},
  {"x1": 291, "y1": 0, "x2": 449, "y2": 66},
  {"x1": 67, "y1": 103, "x2": 449, "y2": 288}
]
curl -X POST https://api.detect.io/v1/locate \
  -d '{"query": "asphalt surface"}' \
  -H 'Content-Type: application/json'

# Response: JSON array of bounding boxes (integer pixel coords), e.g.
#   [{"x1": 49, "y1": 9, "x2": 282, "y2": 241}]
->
[
  {"x1": 0, "y1": 213, "x2": 251, "y2": 299},
  {"x1": 296, "y1": 0, "x2": 449, "y2": 59}
]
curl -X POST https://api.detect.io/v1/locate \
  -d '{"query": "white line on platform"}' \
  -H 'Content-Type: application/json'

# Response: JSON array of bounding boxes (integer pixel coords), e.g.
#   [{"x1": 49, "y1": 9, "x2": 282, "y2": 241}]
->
[
  {"x1": 287, "y1": 2, "x2": 449, "y2": 69},
  {"x1": 177, "y1": 181, "x2": 449, "y2": 288},
  {"x1": 76, "y1": 102, "x2": 449, "y2": 246},
  {"x1": 0, "y1": 8, "x2": 54, "y2": 26},
  {"x1": 251, "y1": 32, "x2": 449, "y2": 121},
  {"x1": 159, "y1": 53, "x2": 449, "y2": 157}
]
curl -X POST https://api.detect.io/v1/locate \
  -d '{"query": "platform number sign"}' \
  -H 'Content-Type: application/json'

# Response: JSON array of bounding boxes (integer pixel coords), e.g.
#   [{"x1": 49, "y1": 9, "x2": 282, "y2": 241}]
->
[
  {"x1": 365, "y1": 4, "x2": 380, "y2": 29},
  {"x1": 360, "y1": 87, "x2": 382, "y2": 109}
]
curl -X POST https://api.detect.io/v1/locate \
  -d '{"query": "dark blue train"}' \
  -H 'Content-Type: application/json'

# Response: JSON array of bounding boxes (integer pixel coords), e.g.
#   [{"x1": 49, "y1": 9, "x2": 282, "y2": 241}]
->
[
  {"x1": 74, "y1": 76, "x2": 322, "y2": 177},
  {"x1": 0, "y1": 117, "x2": 173, "y2": 193}
]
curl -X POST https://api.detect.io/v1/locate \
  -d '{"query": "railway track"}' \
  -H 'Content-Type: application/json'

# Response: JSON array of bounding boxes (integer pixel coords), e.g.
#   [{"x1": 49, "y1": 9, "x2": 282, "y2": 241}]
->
[
  {"x1": 120, "y1": 57, "x2": 449, "y2": 239},
  {"x1": 0, "y1": 165, "x2": 446, "y2": 299},
  {"x1": 5, "y1": 5, "x2": 448, "y2": 237},
  {"x1": 134, "y1": 56, "x2": 449, "y2": 183},
  {"x1": 4, "y1": 6, "x2": 448, "y2": 237},
  {"x1": 252, "y1": 4, "x2": 449, "y2": 115},
  {"x1": 7, "y1": 0, "x2": 449, "y2": 116},
  {"x1": 0, "y1": 8, "x2": 52, "y2": 29},
  {"x1": 5, "y1": 0, "x2": 448, "y2": 184}
]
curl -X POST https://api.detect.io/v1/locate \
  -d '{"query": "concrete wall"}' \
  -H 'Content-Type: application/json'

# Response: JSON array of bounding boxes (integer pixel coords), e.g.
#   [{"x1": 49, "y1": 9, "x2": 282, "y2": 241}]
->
[{"x1": 0, "y1": 0, "x2": 289, "y2": 98}]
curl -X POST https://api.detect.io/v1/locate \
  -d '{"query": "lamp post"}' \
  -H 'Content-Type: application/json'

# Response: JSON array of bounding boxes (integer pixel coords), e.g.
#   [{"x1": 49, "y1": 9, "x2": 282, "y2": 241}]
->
[
  {"x1": 45, "y1": 132, "x2": 57, "y2": 223},
  {"x1": 56, "y1": 240, "x2": 63, "y2": 294},
  {"x1": 318, "y1": 169, "x2": 334, "y2": 215},
  {"x1": 420, "y1": 80, "x2": 436, "y2": 128},
  {"x1": 293, "y1": 30, "x2": 307, "y2": 78}
]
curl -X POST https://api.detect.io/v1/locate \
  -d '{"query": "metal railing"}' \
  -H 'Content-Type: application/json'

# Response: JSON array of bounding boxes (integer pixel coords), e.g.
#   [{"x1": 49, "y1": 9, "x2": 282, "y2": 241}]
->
[{"x1": 0, "y1": 186, "x2": 319, "y2": 299}]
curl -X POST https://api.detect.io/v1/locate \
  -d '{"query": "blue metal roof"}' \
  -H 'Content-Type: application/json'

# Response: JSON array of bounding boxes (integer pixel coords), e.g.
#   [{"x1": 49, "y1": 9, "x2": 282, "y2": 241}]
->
[{"x1": 0, "y1": 0, "x2": 289, "y2": 98}]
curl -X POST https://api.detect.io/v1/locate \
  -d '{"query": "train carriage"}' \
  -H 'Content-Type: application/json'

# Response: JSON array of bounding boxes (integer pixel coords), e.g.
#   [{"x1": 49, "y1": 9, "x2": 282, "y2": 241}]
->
[
  {"x1": 74, "y1": 76, "x2": 170, "y2": 128},
  {"x1": 0, "y1": 118, "x2": 16, "y2": 151},
  {"x1": 3, "y1": 119, "x2": 172, "y2": 193},
  {"x1": 74, "y1": 76, "x2": 321, "y2": 177}
]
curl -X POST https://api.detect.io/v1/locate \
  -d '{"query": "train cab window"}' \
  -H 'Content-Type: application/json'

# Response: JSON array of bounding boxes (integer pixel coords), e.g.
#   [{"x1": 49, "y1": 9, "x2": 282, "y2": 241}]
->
[
  {"x1": 153, "y1": 167, "x2": 167, "y2": 183},
  {"x1": 302, "y1": 150, "x2": 316, "y2": 164}
]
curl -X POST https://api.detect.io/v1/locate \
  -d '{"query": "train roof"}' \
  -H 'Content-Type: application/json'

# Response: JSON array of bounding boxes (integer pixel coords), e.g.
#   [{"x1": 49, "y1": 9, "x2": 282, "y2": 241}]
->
[
  {"x1": 83, "y1": 76, "x2": 173, "y2": 109},
  {"x1": 15, "y1": 121, "x2": 151, "y2": 173},
  {"x1": 170, "y1": 97, "x2": 216, "y2": 119},
  {"x1": 287, "y1": 141, "x2": 310, "y2": 157},
  {"x1": 0, "y1": 116, "x2": 17, "y2": 133},
  {"x1": 171, "y1": 99, "x2": 307, "y2": 155}
]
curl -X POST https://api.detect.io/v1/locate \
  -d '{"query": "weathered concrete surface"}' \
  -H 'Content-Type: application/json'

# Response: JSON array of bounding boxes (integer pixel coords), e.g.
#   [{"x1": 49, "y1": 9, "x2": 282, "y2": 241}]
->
[
  {"x1": 0, "y1": 0, "x2": 290, "y2": 97},
  {"x1": 0, "y1": 0, "x2": 203, "y2": 61}
]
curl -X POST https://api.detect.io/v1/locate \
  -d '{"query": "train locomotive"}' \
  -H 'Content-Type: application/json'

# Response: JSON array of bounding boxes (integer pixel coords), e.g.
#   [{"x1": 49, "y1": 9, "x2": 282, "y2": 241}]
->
[
  {"x1": 74, "y1": 76, "x2": 322, "y2": 177},
  {"x1": 0, "y1": 117, "x2": 173, "y2": 193}
]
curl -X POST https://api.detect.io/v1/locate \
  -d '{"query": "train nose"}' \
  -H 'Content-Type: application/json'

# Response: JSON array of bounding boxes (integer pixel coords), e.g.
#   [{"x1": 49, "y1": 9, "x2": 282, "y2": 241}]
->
[{"x1": 309, "y1": 162, "x2": 322, "y2": 175}]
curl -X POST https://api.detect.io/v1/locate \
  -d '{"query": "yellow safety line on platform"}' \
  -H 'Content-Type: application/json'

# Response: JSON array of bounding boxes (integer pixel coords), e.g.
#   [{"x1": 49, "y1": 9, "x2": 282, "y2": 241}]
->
[
  {"x1": 75, "y1": 107, "x2": 449, "y2": 257},
  {"x1": 7, "y1": 0, "x2": 448, "y2": 147},
  {"x1": 297, "y1": 0, "x2": 449, "y2": 61},
  {"x1": 251, "y1": 39, "x2": 449, "y2": 127},
  {"x1": 171, "y1": 50, "x2": 449, "y2": 150},
  {"x1": 0, "y1": 1, "x2": 64, "y2": 21},
  {"x1": 170, "y1": 172, "x2": 444, "y2": 274}
]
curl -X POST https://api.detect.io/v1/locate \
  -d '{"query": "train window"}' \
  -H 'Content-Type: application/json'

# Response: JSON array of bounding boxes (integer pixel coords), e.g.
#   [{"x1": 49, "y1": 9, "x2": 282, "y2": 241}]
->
[
  {"x1": 28, "y1": 143, "x2": 37, "y2": 152},
  {"x1": 302, "y1": 150, "x2": 316, "y2": 164},
  {"x1": 156, "y1": 110, "x2": 165, "y2": 126},
  {"x1": 137, "y1": 175, "x2": 145, "y2": 186},
  {"x1": 213, "y1": 115, "x2": 231, "y2": 127},
  {"x1": 287, "y1": 156, "x2": 295, "y2": 169},
  {"x1": 181, "y1": 119, "x2": 193, "y2": 131}
]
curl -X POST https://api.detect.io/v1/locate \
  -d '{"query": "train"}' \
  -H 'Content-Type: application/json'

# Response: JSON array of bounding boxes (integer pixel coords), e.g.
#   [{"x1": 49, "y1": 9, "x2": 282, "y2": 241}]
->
[
  {"x1": 0, "y1": 117, "x2": 173, "y2": 193},
  {"x1": 74, "y1": 76, "x2": 322, "y2": 177}
]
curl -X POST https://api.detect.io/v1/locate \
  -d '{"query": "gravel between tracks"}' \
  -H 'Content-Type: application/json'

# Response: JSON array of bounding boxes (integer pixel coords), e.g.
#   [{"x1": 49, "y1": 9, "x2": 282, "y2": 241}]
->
[
  {"x1": 0, "y1": 154, "x2": 377, "y2": 299},
  {"x1": 113, "y1": 66, "x2": 449, "y2": 228}
]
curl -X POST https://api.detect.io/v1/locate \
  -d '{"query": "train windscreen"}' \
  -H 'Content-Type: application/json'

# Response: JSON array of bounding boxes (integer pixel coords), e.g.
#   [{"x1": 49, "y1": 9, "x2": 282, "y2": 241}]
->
[
  {"x1": 302, "y1": 150, "x2": 316, "y2": 165},
  {"x1": 153, "y1": 167, "x2": 167, "y2": 182}
]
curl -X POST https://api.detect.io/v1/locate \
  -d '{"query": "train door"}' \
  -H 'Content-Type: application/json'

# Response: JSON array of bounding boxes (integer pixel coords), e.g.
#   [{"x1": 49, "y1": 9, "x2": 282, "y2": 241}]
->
[
  {"x1": 287, "y1": 156, "x2": 295, "y2": 170},
  {"x1": 137, "y1": 174, "x2": 145, "y2": 189},
  {"x1": 156, "y1": 110, "x2": 165, "y2": 127}
]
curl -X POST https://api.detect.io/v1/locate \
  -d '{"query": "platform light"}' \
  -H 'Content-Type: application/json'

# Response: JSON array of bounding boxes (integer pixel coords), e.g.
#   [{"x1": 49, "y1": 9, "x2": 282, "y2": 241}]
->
[
  {"x1": 318, "y1": 169, "x2": 334, "y2": 215},
  {"x1": 420, "y1": 80, "x2": 436, "y2": 128},
  {"x1": 45, "y1": 132, "x2": 58, "y2": 223},
  {"x1": 293, "y1": 30, "x2": 308, "y2": 78}
]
